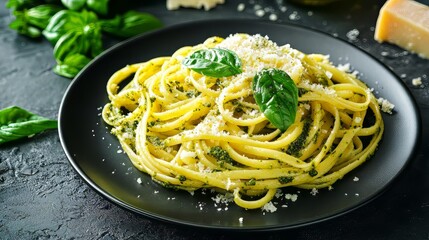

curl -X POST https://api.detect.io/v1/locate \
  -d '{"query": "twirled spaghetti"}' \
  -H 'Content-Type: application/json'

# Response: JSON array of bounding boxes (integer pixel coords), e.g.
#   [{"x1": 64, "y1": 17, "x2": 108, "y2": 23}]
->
[{"x1": 102, "y1": 34, "x2": 384, "y2": 210}]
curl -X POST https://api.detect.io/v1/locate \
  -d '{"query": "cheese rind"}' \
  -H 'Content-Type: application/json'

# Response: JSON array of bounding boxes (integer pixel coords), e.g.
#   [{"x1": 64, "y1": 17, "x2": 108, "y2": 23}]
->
[{"x1": 374, "y1": 0, "x2": 429, "y2": 59}]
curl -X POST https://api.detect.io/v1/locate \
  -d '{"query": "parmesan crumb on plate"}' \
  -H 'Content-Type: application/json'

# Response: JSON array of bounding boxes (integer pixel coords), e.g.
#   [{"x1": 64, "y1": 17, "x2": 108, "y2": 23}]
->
[
  {"x1": 310, "y1": 188, "x2": 319, "y2": 196},
  {"x1": 262, "y1": 201, "x2": 277, "y2": 213},
  {"x1": 378, "y1": 97, "x2": 395, "y2": 114},
  {"x1": 137, "y1": 177, "x2": 142, "y2": 184},
  {"x1": 285, "y1": 193, "x2": 298, "y2": 202}
]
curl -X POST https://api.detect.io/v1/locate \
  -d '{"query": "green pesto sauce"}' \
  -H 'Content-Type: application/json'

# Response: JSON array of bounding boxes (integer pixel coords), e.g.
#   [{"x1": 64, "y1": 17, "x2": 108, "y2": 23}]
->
[
  {"x1": 286, "y1": 118, "x2": 311, "y2": 157},
  {"x1": 278, "y1": 176, "x2": 294, "y2": 184}
]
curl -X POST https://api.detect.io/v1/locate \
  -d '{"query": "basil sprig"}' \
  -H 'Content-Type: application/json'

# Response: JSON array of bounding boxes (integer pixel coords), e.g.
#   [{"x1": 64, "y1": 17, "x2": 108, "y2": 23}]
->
[
  {"x1": 43, "y1": 9, "x2": 102, "y2": 77},
  {"x1": 252, "y1": 68, "x2": 299, "y2": 132},
  {"x1": 8, "y1": 4, "x2": 62, "y2": 38},
  {"x1": 182, "y1": 48, "x2": 242, "y2": 78},
  {"x1": 6, "y1": 0, "x2": 163, "y2": 78},
  {"x1": 0, "y1": 106, "x2": 58, "y2": 145}
]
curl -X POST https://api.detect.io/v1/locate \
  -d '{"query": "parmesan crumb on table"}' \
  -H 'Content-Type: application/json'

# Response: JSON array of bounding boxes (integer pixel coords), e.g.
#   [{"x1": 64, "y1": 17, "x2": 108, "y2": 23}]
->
[
  {"x1": 269, "y1": 13, "x2": 278, "y2": 21},
  {"x1": 255, "y1": 9, "x2": 265, "y2": 17},
  {"x1": 346, "y1": 29, "x2": 360, "y2": 41},
  {"x1": 237, "y1": 3, "x2": 245, "y2": 11},
  {"x1": 412, "y1": 77, "x2": 422, "y2": 86},
  {"x1": 289, "y1": 11, "x2": 300, "y2": 20}
]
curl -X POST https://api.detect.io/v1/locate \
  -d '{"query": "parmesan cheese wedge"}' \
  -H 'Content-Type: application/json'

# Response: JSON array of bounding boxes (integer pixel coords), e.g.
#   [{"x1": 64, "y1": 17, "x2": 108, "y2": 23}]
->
[
  {"x1": 374, "y1": 0, "x2": 429, "y2": 59},
  {"x1": 166, "y1": 0, "x2": 225, "y2": 11}
]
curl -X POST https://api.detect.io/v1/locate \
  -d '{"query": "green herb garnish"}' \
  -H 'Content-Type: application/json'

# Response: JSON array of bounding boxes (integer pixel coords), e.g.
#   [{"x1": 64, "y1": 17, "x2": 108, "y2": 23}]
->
[
  {"x1": 0, "y1": 106, "x2": 58, "y2": 145},
  {"x1": 6, "y1": 0, "x2": 163, "y2": 78},
  {"x1": 182, "y1": 48, "x2": 242, "y2": 78},
  {"x1": 208, "y1": 146, "x2": 234, "y2": 165},
  {"x1": 278, "y1": 176, "x2": 294, "y2": 184},
  {"x1": 252, "y1": 68, "x2": 299, "y2": 132}
]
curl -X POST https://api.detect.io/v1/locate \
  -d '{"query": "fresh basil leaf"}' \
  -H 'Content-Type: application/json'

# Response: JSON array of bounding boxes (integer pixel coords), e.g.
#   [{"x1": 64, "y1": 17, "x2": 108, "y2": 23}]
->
[
  {"x1": 52, "y1": 30, "x2": 100, "y2": 78},
  {"x1": 54, "y1": 53, "x2": 91, "y2": 78},
  {"x1": 8, "y1": 13, "x2": 42, "y2": 38},
  {"x1": 182, "y1": 48, "x2": 242, "y2": 78},
  {"x1": 46, "y1": 9, "x2": 102, "y2": 78},
  {"x1": 0, "y1": 106, "x2": 57, "y2": 145},
  {"x1": 87, "y1": 25, "x2": 103, "y2": 57},
  {"x1": 252, "y1": 68, "x2": 298, "y2": 132},
  {"x1": 6, "y1": 0, "x2": 42, "y2": 10},
  {"x1": 100, "y1": 10, "x2": 162, "y2": 38},
  {"x1": 61, "y1": 0, "x2": 85, "y2": 10},
  {"x1": 25, "y1": 25, "x2": 42, "y2": 37},
  {"x1": 42, "y1": 9, "x2": 99, "y2": 45},
  {"x1": 26, "y1": 4, "x2": 62, "y2": 29},
  {"x1": 86, "y1": 0, "x2": 109, "y2": 15},
  {"x1": 53, "y1": 30, "x2": 86, "y2": 61}
]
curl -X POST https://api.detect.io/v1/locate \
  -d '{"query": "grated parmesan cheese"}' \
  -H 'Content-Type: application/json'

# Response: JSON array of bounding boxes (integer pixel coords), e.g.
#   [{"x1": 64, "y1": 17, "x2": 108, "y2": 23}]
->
[
  {"x1": 285, "y1": 193, "x2": 298, "y2": 202},
  {"x1": 211, "y1": 192, "x2": 234, "y2": 205},
  {"x1": 354, "y1": 117, "x2": 362, "y2": 124},
  {"x1": 337, "y1": 63, "x2": 351, "y2": 72},
  {"x1": 300, "y1": 80, "x2": 337, "y2": 96},
  {"x1": 179, "y1": 150, "x2": 197, "y2": 159},
  {"x1": 216, "y1": 34, "x2": 304, "y2": 82},
  {"x1": 310, "y1": 188, "x2": 319, "y2": 196}
]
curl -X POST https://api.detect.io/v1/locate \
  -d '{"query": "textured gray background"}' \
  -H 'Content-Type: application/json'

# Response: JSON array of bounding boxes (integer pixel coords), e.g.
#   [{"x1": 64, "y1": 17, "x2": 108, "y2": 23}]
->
[{"x1": 1, "y1": 0, "x2": 428, "y2": 239}]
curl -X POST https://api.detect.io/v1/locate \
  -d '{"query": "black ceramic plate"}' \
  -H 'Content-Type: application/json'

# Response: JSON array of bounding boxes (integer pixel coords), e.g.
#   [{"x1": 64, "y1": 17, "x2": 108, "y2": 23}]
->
[{"x1": 58, "y1": 19, "x2": 420, "y2": 231}]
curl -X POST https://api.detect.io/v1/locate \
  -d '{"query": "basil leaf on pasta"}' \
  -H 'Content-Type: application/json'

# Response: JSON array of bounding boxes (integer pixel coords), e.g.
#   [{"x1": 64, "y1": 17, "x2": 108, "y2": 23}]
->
[
  {"x1": 252, "y1": 68, "x2": 298, "y2": 132},
  {"x1": 182, "y1": 48, "x2": 242, "y2": 77}
]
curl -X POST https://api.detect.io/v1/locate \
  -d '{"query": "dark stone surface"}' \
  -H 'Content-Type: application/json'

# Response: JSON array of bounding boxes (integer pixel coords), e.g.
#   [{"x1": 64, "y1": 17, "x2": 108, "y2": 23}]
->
[{"x1": 1, "y1": 0, "x2": 428, "y2": 239}]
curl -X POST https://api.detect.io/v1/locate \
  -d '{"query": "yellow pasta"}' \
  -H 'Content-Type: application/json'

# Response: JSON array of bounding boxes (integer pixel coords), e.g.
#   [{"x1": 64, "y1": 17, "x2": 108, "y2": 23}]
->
[{"x1": 102, "y1": 34, "x2": 384, "y2": 210}]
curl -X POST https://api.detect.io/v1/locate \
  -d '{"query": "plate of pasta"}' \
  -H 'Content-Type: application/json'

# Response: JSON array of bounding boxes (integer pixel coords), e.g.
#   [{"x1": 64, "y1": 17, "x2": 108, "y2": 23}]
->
[{"x1": 59, "y1": 19, "x2": 420, "y2": 230}]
